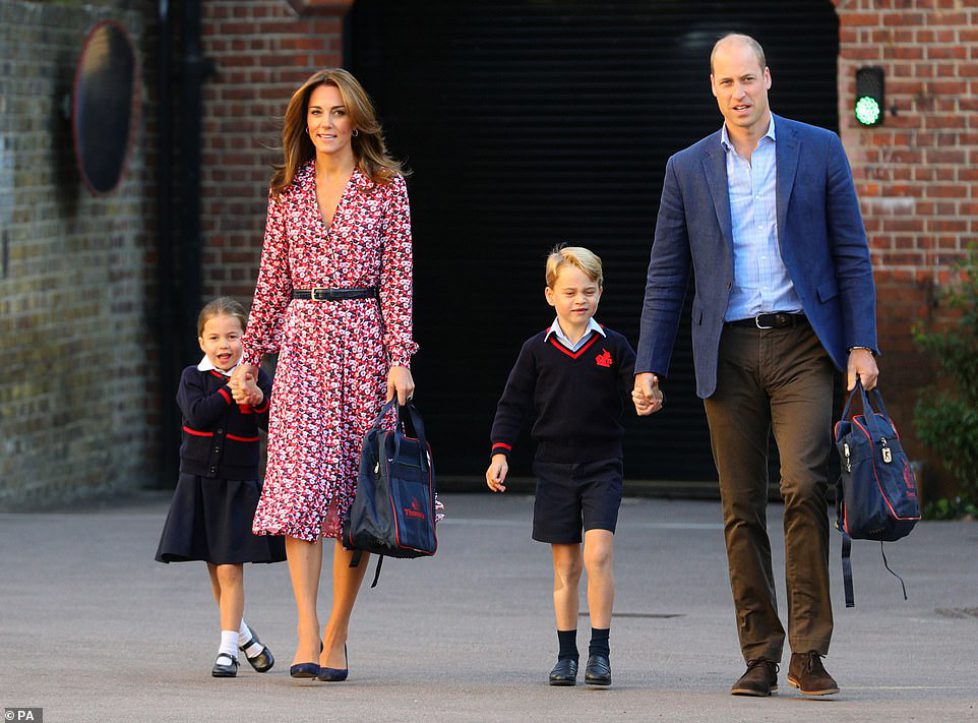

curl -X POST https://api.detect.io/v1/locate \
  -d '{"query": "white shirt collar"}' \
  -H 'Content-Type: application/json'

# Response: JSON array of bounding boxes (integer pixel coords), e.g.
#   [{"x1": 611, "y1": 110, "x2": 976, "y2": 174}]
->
[
  {"x1": 197, "y1": 354, "x2": 242, "y2": 377},
  {"x1": 545, "y1": 317, "x2": 606, "y2": 345}
]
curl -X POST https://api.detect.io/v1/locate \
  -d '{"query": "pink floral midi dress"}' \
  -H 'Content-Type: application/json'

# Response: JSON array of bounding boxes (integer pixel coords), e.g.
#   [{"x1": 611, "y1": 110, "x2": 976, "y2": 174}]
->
[{"x1": 242, "y1": 161, "x2": 417, "y2": 542}]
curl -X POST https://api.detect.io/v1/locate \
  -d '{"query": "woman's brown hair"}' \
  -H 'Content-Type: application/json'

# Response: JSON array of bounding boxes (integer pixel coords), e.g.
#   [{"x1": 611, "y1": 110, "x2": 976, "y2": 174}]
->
[{"x1": 270, "y1": 68, "x2": 406, "y2": 196}]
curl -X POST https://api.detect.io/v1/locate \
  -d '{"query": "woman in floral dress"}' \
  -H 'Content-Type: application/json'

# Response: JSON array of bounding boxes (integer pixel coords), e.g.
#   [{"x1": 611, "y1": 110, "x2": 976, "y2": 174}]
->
[{"x1": 230, "y1": 68, "x2": 417, "y2": 680}]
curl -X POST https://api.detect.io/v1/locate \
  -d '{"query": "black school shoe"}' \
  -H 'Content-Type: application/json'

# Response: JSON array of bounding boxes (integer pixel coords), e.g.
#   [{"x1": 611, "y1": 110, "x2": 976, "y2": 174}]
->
[
  {"x1": 549, "y1": 657, "x2": 578, "y2": 686},
  {"x1": 239, "y1": 628, "x2": 275, "y2": 673},
  {"x1": 211, "y1": 653, "x2": 239, "y2": 678},
  {"x1": 584, "y1": 654, "x2": 611, "y2": 686}
]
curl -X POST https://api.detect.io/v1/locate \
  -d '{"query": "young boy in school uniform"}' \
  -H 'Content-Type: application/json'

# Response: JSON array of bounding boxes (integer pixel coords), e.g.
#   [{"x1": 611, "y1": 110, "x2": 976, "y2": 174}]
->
[{"x1": 486, "y1": 246, "x2": 656, "y2": 687}]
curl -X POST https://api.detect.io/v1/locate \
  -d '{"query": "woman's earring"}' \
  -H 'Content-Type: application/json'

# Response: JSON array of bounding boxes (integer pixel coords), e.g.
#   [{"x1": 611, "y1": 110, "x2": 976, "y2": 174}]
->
[{"x1": 352, "y1": 129, "x2": 359, "y2": 137}]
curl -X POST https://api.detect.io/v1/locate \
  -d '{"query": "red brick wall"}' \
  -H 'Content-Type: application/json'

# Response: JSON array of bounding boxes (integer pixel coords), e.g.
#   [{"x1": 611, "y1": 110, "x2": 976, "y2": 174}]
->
[
  {"x1": 834, "y1": 0, "x2": 977, "y2": 495},
  {"x1": 199, "y1": 1, "x2": 343, "y2": 299}
]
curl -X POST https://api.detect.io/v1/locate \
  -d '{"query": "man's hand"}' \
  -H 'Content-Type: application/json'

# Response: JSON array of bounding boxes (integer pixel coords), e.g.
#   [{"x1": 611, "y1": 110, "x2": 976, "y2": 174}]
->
[
  {"x1": 847, "y1": 348, "x2": 879, "y2": 391},
  {"x1": 632, "y1": 372, "x2": 664, "y2": 415}
]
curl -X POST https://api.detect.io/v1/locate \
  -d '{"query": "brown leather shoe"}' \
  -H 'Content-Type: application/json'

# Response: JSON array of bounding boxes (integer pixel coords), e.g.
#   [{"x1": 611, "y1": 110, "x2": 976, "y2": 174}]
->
[
  {"x1": 787, "y1": 651, "x2": 839, "y2": 696},
  {"x1": 730, "y1": 658, "x2": 779, "y2": 696}
]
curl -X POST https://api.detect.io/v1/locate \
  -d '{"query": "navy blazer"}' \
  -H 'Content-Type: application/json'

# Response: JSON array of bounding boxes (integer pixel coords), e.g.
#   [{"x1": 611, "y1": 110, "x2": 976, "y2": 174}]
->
[{"x1": 636, "y1": 115, "x2": 878, "y2": 398}]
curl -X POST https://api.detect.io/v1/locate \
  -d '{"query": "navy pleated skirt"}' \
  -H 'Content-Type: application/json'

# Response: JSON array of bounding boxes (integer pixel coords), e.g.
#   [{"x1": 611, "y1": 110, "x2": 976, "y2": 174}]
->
[{"x1": 155, "y1": 474, "x2": 286, "y2": 564}]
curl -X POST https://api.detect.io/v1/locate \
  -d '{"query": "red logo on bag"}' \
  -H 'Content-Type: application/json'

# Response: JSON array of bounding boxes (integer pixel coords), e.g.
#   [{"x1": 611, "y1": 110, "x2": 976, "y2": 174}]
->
[
  {"x1": 595, "y1": 349, "x2": 613, "y2": 367},
  {"x1": 404, "y1": 497, "x2": 426, "y2": 520},
  {"x1": 903, "y1": 464, "x2": 918, "y2": 498}
]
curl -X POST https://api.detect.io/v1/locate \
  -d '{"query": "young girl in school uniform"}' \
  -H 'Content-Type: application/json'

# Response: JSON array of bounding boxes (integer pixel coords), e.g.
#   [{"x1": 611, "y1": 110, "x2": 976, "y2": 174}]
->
[{"x1": 155, "y1": 297, "x2": 286, "y2": 678}]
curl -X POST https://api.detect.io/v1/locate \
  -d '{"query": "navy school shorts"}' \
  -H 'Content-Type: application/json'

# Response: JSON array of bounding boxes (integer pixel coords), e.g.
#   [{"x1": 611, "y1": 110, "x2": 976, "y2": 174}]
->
[{"x1": 531, "y1": 457, "x2": 623, "y2": 544}]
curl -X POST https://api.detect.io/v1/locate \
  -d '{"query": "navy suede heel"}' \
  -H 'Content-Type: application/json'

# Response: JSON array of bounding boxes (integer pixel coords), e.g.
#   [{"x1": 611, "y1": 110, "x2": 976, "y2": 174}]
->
[
  {"x1": 289, "y1": 662, "x2": 320, "y2": 678},
  {"x1": 317, "y1": 645, "x2": 348, "y2": 682},
  {"x1": 290, "y1": 641, "x2": 324, "y2": 678}
]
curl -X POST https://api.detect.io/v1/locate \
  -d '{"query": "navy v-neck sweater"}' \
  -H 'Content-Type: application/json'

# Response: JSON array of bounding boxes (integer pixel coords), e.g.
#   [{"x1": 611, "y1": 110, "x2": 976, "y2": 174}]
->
[
  {"x1": 177, "y1": 366, "x2": 272, "y2": 480},
  {"x1": 490, "y1": 327, "x2": 636, "y2": 463}
]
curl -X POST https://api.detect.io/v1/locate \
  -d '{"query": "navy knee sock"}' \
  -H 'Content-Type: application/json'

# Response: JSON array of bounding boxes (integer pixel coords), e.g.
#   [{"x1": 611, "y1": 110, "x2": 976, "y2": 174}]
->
[
  {"x1": 557, "y1": 629, "x2": 579, "y2": 661},
  {"x1": 589, "y1": 627, "x2": 610, "y2": 658}
]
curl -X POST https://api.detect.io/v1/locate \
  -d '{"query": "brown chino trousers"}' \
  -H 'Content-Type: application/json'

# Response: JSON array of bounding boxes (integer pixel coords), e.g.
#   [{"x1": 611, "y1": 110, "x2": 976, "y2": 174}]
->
[{"x1": 703, "y1": 321, "x2": 835, "y2": 663}]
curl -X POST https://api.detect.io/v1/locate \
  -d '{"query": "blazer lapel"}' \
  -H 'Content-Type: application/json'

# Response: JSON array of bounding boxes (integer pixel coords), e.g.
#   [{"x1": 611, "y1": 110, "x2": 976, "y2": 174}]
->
[
  {"x1": 702, "y1": 136, "x2": 733, "y2": 251},
  {"x1": 775, "y1": 116, "x2": 800, "y2": 247}
]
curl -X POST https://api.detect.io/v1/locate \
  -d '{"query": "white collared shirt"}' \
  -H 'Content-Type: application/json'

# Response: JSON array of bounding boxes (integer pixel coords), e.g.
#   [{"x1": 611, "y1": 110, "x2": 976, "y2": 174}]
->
[
  {"x1": 544, "y1": 317, "x2": 606, "y2": 352},
  {"x1": 197, "y1": 354, "x2": 242, "y2": 377}
]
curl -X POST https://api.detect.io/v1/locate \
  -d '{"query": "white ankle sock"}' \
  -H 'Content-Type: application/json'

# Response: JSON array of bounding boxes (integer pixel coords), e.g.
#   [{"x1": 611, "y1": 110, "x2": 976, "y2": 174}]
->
[
  {"x1": 219, "y1": 630, "x2": 239, "y2": 659},
  {"x1": 237, "y1": 619, "x2": 264, "y2": 657}
]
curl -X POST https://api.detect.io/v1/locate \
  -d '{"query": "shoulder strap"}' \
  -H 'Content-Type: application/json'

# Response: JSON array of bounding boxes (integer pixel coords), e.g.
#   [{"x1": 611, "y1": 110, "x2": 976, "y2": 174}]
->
[
  {"x1": 842, "y1": 531, "x2": 855, "y2": 608},
  {"x1": 841, "y1": 534, "x2": 910, "y2": 609},
  {"x1": 369, "y1": 555, "x2": 384, "y2": 588},
  {"x1": 879, "y1": 542, "x2": 909, "y2": 601},
  {"x1": 348, "y1": 550, "x2": 385, "y2": 589}
]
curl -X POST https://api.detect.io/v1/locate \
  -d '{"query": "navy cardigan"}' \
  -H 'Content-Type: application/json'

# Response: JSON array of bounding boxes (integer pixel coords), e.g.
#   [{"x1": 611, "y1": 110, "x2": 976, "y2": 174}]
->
[{"x1": 176, "y1": 365, "x2": 273, "y2": 480}]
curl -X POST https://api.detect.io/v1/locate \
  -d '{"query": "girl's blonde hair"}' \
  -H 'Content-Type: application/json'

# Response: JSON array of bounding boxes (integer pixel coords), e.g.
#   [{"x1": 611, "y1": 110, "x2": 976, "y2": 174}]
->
[
  {"x1": 197, "y1": 297, "x2": 247, "y2": 337},
  {"x1": 270, "y1": 68, "x2": 406, "y2": 197},
  {"x1": 545, "y1": 245, "x2": 603, "y2": 288}
]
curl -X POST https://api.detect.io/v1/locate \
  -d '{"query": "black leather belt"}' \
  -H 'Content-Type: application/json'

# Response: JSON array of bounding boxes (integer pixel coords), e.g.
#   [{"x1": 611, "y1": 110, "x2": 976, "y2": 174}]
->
[
  {"x1": 292, "y1": 287, "x2": 377, "y2": 301},
  {"x1": 728, "y1": 312, "x2": 807, "y2": 329}
]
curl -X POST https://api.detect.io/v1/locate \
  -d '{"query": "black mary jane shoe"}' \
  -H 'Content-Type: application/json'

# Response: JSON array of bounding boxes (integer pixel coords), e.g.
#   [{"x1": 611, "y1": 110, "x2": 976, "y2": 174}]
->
[
  {"x1": 212, "y1": 653, "x2": 239, "y2": 678},
  {"x1": 549, "y1": 657, "x2": 578, "y2": 686},
  {"x1": 239, "y1": 628, "x2": 275, "y2": 673},
  {"x1": 317, "y1": 644, "x2": 349, "y2": 682},
  {"x1": 584, "y1": 654, "x2": 612, "y2": 686}
]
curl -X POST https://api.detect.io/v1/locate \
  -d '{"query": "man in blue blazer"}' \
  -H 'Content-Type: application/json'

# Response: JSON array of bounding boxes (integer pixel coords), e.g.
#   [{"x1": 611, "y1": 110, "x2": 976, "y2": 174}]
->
[{"x1": 633, "y1": 34, "x2": 879, "y2": 698}]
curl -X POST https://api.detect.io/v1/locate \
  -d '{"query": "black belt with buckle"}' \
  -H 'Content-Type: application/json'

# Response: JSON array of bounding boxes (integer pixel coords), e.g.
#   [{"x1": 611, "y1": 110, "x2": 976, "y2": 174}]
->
[
  {"x1": 728, "y1": 312, "x2": 807, "y2": 329},
  {"x1": 292, "y1": 287, "x2": 378, "y2": 301}
]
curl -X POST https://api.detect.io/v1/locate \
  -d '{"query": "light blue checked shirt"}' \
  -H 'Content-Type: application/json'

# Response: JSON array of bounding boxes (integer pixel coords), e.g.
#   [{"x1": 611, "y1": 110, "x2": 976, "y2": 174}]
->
[{"x1": 721, "y1": 119, "x2": 803, "y2": 322}]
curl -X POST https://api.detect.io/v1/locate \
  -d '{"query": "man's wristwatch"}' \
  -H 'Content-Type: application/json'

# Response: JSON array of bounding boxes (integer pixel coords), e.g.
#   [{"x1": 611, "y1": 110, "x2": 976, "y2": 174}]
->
[{"x1": 848, "y1": 345, "x2": 874, "y2": 354}]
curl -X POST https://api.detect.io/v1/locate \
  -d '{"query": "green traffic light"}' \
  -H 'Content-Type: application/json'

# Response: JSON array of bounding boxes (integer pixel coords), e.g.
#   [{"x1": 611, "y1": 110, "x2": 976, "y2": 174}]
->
[{"x1": 855, "y1": 95, "x2": 881, "y2": 126}]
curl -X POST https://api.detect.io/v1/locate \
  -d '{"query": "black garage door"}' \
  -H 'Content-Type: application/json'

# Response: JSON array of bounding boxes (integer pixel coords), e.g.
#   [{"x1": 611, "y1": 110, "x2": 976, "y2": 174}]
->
[{"x1": 348, "y1": 1, "x2": 839, "y2": 482}]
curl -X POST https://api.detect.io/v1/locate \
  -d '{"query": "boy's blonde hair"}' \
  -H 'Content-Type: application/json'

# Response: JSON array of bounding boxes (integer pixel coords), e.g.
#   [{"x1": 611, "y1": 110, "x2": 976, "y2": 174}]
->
[
  {"x1": 197, "y1": 297, "x2": 248, "y2": 337},
  {"x1": 545, "y1": 245, "x2": 603, "y2": 288}
]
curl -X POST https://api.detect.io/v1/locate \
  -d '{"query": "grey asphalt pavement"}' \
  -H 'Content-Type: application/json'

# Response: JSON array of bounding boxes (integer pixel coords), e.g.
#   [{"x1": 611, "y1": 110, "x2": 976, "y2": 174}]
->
[{"x1": 1, "y1": 492, "x2": 976, "y2": 722}]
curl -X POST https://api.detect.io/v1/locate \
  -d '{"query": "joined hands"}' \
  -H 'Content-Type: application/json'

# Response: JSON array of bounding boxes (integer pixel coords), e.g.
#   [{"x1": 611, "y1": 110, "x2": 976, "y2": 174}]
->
[
  {"x1": 632, "y1": 372, "x2": 664, "y2": 416},
  {"x1": 229, "y1": 364, "x2": 264, "y2": 407}
]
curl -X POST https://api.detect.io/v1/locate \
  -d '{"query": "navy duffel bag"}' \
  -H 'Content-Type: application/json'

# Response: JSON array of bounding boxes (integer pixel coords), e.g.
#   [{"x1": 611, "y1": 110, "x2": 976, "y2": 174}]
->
[
  {"x1": 834, "y1": 380, "x2": 920, "y2": 607},
  {"x1": 343, "y1": 399, "x2": 437, "y2": 587}
]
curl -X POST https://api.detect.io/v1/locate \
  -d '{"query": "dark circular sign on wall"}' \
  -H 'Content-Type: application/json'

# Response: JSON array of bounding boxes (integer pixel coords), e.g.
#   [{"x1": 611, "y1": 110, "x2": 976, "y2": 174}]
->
[{"x1": 71, "y1": 20, "x2": 138, "y2": 195}]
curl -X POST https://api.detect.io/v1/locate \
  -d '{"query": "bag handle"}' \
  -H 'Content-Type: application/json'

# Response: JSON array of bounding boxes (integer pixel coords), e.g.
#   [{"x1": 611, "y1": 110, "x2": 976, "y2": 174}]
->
[
  {"x1": 368, "y1": 399, "x2": 426, "y2": 439},
  {"x1": 367, "y1": 399, "x2": 397, "y2": 430},
  {"x1": 840, "y1": 379, "x2": 891, "y2": 438},
  {"x1": 370, "y1": 399, "x2": 429, "y2": 466}
]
